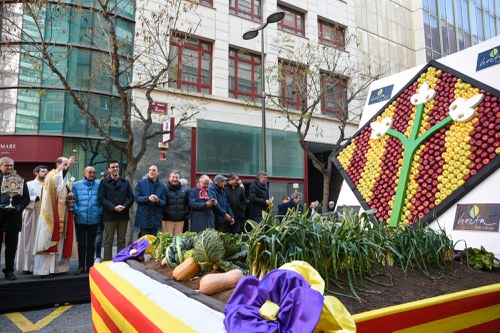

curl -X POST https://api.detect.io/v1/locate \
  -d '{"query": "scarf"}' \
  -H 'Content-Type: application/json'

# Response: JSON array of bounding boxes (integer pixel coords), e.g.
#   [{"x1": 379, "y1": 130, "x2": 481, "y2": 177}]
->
[{"x1": 197, "y1": 183, "x2": 209, "y2": 201}]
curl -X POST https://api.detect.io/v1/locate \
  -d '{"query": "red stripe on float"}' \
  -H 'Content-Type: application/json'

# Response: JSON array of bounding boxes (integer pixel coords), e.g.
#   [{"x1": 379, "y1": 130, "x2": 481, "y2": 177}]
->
[
  {"x1": 90, "y1": 288, "x2": 121, "y2": 333},
  {"x1": 356, "y1": 290, "x2": 500, "y2": 333},
  {"x1": 454, "y1": 317, "x2": 500, "y2": 333},
  {"x1": 90, "y1": 267, "x2": 163, "y2": 333}
]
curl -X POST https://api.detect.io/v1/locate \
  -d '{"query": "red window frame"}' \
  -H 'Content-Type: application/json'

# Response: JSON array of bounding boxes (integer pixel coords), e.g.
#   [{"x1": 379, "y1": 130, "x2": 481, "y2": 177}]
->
[
  {"x1": 277, "y1": 5, "x2": 305, "y2": 36},
  {"x1": 169, "y1": 34, "x2": 212, "y2": 94},
  {"x1": 318, "y1": 20, "x2": 345, "y2": 49},
  {"x1": 321, "y1": 74, "x2": 348, "y2": 118},
  {"x1": 229, "y1": 48, "x2": 262, "y2": 102},
  {"x1": 229, "y1": 0, "x2": 261, "y2": 21},
  {"x1": 280, "y1": 61, "x2": 307, "y2": 111}
]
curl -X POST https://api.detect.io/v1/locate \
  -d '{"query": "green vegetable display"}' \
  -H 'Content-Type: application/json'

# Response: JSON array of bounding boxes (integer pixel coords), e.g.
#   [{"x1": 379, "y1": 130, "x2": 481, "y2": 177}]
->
[
  {"x1": 151, "y1": 232, "x2": 173, "y2": 261},
  {"x1": 166, "y1": 234, "x2": 196, "y2": 268},
  {"x1": 463, "y1": 247, "x2": 500, "y2": 271}
]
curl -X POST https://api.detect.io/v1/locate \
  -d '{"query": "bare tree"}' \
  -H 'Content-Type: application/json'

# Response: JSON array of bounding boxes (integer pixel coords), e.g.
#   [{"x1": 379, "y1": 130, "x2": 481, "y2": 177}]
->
[
  {"x1": 1, "y1": 0, "x2": 204, "y2": 241},
  {"x1": 265, "y1": 33, "x2": 386, "y2": 210}
]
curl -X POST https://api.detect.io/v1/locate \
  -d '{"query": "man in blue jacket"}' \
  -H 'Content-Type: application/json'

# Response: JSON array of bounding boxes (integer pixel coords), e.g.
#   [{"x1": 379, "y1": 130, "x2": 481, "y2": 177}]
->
[
  {"x1": 209, "y1": 174, "x2": 234, "y2": 233},
  {"x1": 72, "y1": 166, "x2": 102, "y2": 274},
  {"x1": 134, "y1": 165, "x2": 166, "y2": 238}
]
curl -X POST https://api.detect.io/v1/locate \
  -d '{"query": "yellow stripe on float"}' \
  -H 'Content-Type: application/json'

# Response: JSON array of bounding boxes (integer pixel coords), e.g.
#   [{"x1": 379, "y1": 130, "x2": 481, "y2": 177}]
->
[
  {"x1": 394, "y1": 304, "x2": 500, "y2": 333},
  {"x1": 89, "y1": 276, "x2": 137, "y2": 333},
  {"x1": 97, "y1": 262, "x2": 198, "y2": 333},
  {"x1": 91, "y1": 306, "x2": 112, "y2": 333},
  {"x1": 352, "y1": 283, "x2": 500, "y2": 323}
]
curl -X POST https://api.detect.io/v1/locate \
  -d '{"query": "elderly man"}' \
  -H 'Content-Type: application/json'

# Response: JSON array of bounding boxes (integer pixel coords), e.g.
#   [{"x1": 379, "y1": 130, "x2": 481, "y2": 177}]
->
[
  {"x1": 72, "y1": 166, "x2": 102, "y2": 274},
  {"x1": 99, "y1": 160, "x2": 134, "y2": 261},
  {"x1": 209, "y1": 174, "x2": 234, "y2": 233},
  {"x1": 278, "y1": 192, "x2": 304, "y2": 220},
  {"x1": 134, "y1": 165, "x2": 166, "y2": 238},
  {"x1": 248, "y1": 171, "x2": 271, "y2": 223},
  {"x1": 33, "y1": 156, "x2": 75, "y2": 276},
  {"x1": 189, "y1": 175, "x2": 216, "y2": 233},
  {"x1": 16, "y1": 165, "x2": 48, "y2": 274},
  {"x1": 0, "y1": 157, "x2": 30, "y2": 280},
  {"x1": 162, "y1": 171, "x2": 189, "y2": 236}
]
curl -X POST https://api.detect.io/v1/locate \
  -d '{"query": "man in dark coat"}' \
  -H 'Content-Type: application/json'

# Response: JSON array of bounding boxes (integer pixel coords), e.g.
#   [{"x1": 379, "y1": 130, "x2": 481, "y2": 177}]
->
[
  {"x1": 209, "y1": 174, "x2": 234, "y2": 233},
  {"x1": 98, "y1": 160, "x2": 134, "y2": 261},
  {"x1": 134, "y1": 165, "x2": 166, "y2": 238},
  {"x1": 247, "y1": 171, "x2": 271, "y2": 223},
  {"x1": 189, "y1": 175, "x2": 216, "y2": 233},
  {"x1": 277, "y1": 192, "x2": 303, "y2": 220},
  {"x1": 0, "y1": 157, "x2": 30, "y2": 280},
  {"x1": 162, "y1": 171, "x2": 189, "y2": 235},
  {"x1": 225, "y1": 174, "x2": 246, "y2": 234}
]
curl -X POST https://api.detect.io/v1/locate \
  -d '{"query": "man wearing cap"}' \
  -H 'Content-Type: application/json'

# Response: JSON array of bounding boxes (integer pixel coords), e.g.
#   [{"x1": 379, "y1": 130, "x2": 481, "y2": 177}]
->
[{"x1": 208, "y1": 174, "x2": 234, "y2": 233}]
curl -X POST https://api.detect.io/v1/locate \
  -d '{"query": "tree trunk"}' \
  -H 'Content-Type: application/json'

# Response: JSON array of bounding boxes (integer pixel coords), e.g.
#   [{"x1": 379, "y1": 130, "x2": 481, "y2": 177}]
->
[
  {"x1": 321, "y1": 171, "x2": 330, "y2": 214},
  {"x1": 124, "y1": 159, "x2": 137, "y2": 246}
]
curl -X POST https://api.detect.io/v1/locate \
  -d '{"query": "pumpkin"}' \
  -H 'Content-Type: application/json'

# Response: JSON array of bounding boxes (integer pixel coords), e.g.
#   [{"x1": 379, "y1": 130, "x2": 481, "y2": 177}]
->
[
  {"x1": 172, "y1": 257, "x2": 200, "y2": 281},
  {"x1": 199, "y1": 269, "x2": 244, "y2": 295}
]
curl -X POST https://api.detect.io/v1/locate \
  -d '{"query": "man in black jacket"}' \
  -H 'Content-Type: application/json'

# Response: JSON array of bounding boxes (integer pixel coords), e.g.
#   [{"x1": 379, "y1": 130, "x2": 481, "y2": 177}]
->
[
  {"x1": 247, "y1": 171, "x2": 271, "y2": 224},
  {"x1": 225, "y1": 174, "x2": 246, "y2": 234},
  {"x1": 0, "y1": 157, "x2": 30, "y2": 280},
  {"x1": 162, "y1": 171, "x2": 189, "y2": 235},
  {"x1": 98, "y1": 160, "x2": 134, "y2": 261}
]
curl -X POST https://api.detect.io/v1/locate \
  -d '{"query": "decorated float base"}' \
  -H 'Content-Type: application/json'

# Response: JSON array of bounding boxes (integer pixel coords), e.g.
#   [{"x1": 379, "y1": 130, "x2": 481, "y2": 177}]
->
[{"x1": 90, "y1": 261, "x2": 500, "y2": 332}]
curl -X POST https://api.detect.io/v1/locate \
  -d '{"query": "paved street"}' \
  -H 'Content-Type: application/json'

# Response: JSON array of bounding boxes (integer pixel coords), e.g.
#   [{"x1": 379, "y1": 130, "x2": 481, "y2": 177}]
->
[{"x1": 0, "y1": 303, "x2": 93, "y2": 333}]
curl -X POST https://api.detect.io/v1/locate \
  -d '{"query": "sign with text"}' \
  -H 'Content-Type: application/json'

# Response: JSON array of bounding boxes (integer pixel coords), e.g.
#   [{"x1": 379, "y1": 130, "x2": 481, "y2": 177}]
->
[
  {"x1": 162, "y1": 118, "x2": 175, "y2": 143},
  {"x1": 368, "y1": 85, "x2": 394, "y2": 105},
  {"x1": 453, "y1": 204, "x2": 499, "y2": 232},
  {"x1": 476, "y1": 45, "x2": 500, "y2": 71},
  {"x1": 152, "y1": 102, "x2": 167, "y2": 114}
]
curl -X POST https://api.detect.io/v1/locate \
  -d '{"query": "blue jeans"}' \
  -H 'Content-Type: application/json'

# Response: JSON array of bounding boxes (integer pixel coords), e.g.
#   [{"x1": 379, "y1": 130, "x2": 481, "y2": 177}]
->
[{"x1": 94, "y1": 219, "x2": 104, "y2": 258}]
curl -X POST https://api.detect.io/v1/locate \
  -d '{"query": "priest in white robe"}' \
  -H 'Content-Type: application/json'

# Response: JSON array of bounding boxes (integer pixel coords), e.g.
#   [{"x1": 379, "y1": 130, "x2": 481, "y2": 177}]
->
[
  {"x1": 33, "y1": 156, "x2": 75, "y2": 276},
  {"x1": 15, "y1": 165, "x2": 48, "y2": 273}
]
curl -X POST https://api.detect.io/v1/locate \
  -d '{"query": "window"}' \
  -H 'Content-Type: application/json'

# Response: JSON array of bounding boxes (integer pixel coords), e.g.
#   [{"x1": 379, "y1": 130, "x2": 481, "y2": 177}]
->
[
  {"x1": 318, "y1": 20, "x2": 345, "y2": 49},
  {"x1": 321, "y1": 74, "x2": 347, "y2": 118},
  {"x1": 229, "y1": 48, "x2": 262, "y2": 102},
  {"x1": 193, "y1": 0, "x2": 213, "y2": 6},
  {"x1": 230, "y1": 0, "x2": 261, "y2": 21},
  {"x1": 168, "y1": 34, "x2": 212, "y2": 94},
  {"x1": 278, "y1": 5, "x2": 305, "y2": 36},
  {"x1": 280, "y1": 61, "x2": 306, "y2": 111}
]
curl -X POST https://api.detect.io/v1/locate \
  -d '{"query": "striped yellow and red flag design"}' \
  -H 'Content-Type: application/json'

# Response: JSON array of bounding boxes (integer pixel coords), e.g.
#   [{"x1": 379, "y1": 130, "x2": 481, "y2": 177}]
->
[
  {"x1": 352, "y1": 283, "x2": 500, "y2": 333},
  {"x1": 89, "y1": 262, "x2": 226, "y2": 333}
]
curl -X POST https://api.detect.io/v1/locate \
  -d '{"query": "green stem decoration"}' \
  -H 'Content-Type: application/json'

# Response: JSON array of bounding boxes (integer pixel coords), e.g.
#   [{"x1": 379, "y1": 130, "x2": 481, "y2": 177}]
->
[{"x1": 385, "y1": 104, "x2": 453, "y2": 227}]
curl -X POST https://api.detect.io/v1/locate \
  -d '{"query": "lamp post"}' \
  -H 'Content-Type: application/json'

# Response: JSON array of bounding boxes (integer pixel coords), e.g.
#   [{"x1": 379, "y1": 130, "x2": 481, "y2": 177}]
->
[{"x1": 243, "y1": 9, "x2": 285, "y2": 173}]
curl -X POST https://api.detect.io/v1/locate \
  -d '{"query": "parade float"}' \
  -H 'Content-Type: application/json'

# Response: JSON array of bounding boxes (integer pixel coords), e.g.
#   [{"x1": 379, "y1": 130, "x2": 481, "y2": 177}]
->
[{"x1": 89, "y1": 37, "x2": 500, "y2": 332}]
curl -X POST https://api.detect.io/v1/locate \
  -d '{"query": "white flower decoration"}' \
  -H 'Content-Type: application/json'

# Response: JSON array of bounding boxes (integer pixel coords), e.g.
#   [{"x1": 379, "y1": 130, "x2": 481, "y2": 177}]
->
[
  {"x1": 370, "y1": 118, "x2": 393, "y2": 139},
  {"x1": 449, "y1": 94, "x2": 484, "y2": 122},
  {"x1": 410, "y1": 82, "x2": 436, "y2": 105}
]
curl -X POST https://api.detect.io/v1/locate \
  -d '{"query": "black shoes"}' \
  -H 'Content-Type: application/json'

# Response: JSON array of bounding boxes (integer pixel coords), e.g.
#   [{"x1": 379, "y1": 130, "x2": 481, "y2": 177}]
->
[
  {"x1": 74, "y1": 267, "x2": 86, "y2": 275},
  {"x1": 5, "y1": 272, "x2": 16, "y2": 281}
]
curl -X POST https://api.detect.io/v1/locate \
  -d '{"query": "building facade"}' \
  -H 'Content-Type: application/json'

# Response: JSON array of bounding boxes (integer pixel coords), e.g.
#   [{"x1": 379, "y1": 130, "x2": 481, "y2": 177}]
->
[
  {"x1": 355, "y1": 0, "x2": 499, "y2": 77},
  {"x1": 0, "y1": 1, "x2": 134, "y2": 177}
]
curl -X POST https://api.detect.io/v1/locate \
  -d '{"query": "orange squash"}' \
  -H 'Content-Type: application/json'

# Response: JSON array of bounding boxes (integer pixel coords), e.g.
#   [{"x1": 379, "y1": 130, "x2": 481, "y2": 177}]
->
[
  {"x1": 173, "y1": 257, "x2": 200, "y2": 281},
  {"x1": 199, "y1": 269, "x2": 244, "y2": 295}
]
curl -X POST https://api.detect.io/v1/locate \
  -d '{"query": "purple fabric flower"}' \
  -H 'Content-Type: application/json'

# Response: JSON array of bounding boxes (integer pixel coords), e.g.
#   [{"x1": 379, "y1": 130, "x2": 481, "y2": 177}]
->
[
  {"x1": 224, "y1": 269, "x2": 324, "y2": 333},
  {"x1": 113, "y1": 238, "x2": 150, "y2": 262}
]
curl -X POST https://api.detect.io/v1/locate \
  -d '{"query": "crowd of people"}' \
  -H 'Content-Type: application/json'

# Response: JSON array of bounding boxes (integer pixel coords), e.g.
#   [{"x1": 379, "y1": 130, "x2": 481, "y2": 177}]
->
[{"x1": 0, "y1": 156, "x2": 336, "y2": 280}]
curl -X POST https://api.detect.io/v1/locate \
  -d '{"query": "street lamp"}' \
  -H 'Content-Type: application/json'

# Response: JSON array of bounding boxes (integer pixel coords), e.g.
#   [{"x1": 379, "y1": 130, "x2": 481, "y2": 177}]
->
[{"x1": 243, "y1": 9, "x2": 285, "y2": 173}]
